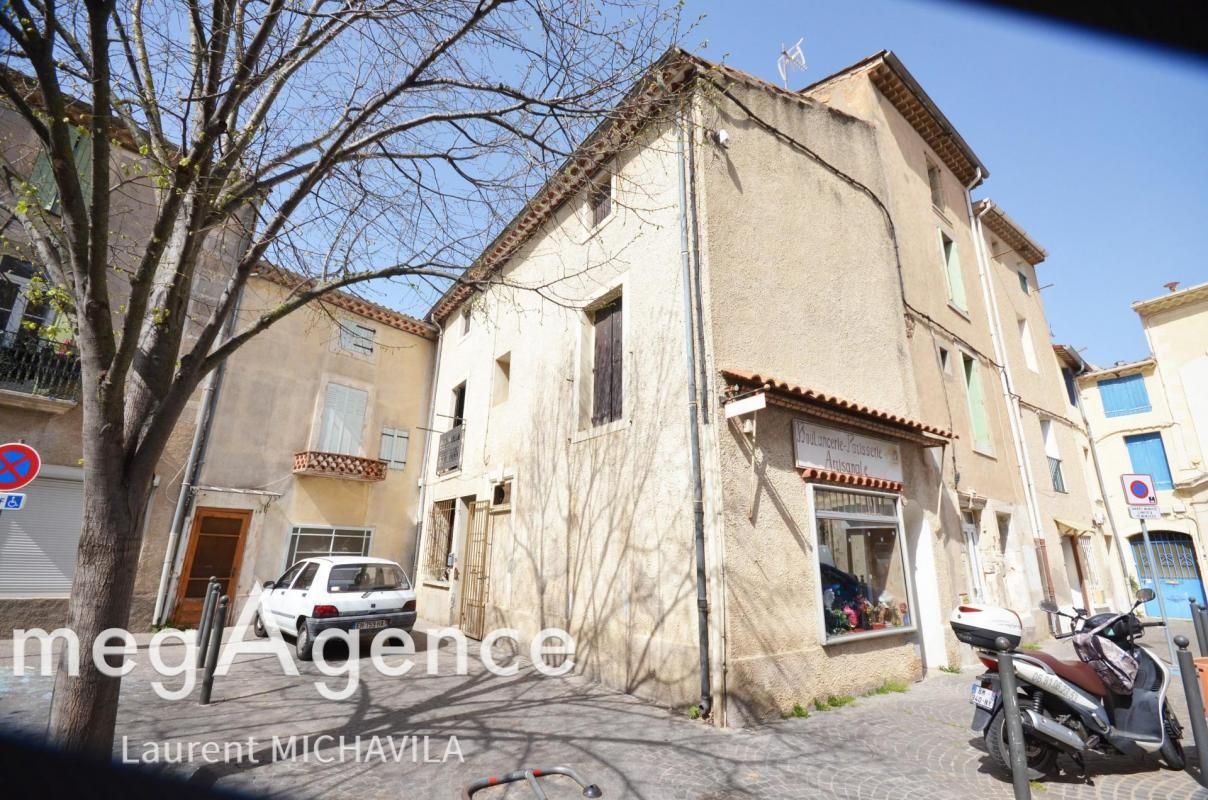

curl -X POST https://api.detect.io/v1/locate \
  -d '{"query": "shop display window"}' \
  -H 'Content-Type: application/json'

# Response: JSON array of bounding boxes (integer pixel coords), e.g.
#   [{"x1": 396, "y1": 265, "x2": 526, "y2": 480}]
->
[{"x1": 812, "y1": 486, "x2": 913, "y2": 642}]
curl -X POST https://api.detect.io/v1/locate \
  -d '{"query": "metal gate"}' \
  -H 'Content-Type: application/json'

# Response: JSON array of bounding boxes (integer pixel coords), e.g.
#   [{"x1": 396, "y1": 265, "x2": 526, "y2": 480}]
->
[
  {"x1": 458, "y1": 500, "x2": 491, "y2": 640},
  {"x1": 1130, "y1": 531, "x2": 1206, "y2": 619}
]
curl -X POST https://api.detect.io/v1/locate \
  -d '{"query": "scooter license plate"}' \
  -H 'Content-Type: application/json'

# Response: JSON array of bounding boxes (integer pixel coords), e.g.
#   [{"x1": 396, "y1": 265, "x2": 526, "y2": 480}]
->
[{"x1": 970, "y1": 684, "x2": 998, "y2": 711}]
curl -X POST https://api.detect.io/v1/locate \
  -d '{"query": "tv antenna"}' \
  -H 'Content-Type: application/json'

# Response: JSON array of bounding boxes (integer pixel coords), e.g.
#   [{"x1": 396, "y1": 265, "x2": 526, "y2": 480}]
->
[{"x1": 777, "y1": 38, "x2": 807, "y2": 89}]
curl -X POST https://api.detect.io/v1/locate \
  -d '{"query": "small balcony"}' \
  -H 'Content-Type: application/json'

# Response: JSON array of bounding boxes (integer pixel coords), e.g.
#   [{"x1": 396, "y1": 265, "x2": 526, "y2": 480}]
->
[
  {"x1": 436, "y1": 423, "x2": 464, "y2": 475},
  {"x1": 0, "y1": 331, "x2": 81, "y2": 412},
  {"x1": 293, "y1": 450, "x2": 387, "y2": 481}
]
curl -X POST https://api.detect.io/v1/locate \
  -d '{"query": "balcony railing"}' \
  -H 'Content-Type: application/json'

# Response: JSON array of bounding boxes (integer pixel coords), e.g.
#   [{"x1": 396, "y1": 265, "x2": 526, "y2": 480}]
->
[
  {"x1": 1048, "y1": 456, "x2": 1067, "y2": 494},
  {"x1": 436, "y1": 423, "x2": 464, "y2": 474},
  {"x1": 0, "y1": 331, "x2": 81, "y2": 402},
  {"x1": 293, "y1": 450, "x2": 387, "y2": 481}
]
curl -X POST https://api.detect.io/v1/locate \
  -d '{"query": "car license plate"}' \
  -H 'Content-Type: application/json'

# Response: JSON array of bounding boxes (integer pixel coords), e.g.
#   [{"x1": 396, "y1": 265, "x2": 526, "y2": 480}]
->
[
  {"x1": 355, "y1": 620, "x2": 386, "y2": 630},
  {"x1": 970, "y1": 683, "x2": 997, "y2": 711}
]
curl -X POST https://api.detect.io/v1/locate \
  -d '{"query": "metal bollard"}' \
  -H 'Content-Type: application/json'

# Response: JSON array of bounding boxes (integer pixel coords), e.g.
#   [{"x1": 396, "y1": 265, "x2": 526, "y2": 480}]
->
[
  {"x1": 199, "y1": 596, "x2": 229, "y2": 706},
  {"x1": 196, "y1": 578, "x2": 220, "y2": 668},
  {"x1": 1174, "y1": 636, "x2": 1208, "y2": 788},
  {"x1": 996, "y1": 636, "x2": 1032, "y2": 800},
  {"x1": 1194, "y1": 603, "x2": 1208, "y2": 659}
]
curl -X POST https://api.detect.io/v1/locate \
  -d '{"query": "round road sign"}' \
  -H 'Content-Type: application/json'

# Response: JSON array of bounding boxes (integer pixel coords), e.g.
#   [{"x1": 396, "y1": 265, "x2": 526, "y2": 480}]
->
[
  {"x1": 1129, "y1": 480, "x2": 1150, "y2": 500},
  {"x1": 0, "y1": 443, "x2": 41, "y2": 492}
]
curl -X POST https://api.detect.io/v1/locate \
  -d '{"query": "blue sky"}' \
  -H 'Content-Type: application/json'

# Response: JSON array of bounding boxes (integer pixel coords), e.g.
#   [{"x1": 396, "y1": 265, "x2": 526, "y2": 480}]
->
[{"x1": 681, "y1": 0, "x2": 1208, "y2": 366}]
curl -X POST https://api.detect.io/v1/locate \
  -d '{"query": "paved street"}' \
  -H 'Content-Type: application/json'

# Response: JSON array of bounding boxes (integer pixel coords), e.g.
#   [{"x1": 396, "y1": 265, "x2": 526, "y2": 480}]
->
[{"x1": 2, "y1": 623, "x2": 1206, "y2": 799}]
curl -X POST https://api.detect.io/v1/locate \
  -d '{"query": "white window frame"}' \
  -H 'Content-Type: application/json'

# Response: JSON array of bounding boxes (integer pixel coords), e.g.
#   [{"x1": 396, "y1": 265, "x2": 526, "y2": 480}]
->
[
  {"x1": 807, "y1": 484, "x2": 920, "y2": 646},
  {"x1": 285, "y1": 524, "x2": 373, "y2": 569}
]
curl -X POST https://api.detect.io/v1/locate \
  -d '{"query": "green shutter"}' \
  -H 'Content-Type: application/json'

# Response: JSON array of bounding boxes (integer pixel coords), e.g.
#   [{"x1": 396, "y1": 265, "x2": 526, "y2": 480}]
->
[
  {"x1": 944, "y1": 235, "x2": 967, "y2": 311},
  {"x1": 72, "y1": 130, "x2": 93, "y2": 210},
  {"x1": 964, "y1": 356, "x2": 992, "y2": 452},
  {"x1": 28, "y1": 147, "x2": 58, "y2": 212}
]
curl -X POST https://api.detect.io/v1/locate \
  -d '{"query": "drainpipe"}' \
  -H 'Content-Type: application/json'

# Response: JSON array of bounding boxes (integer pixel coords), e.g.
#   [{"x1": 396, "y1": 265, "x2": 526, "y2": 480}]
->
[
  {"x1": 1073, "y1": 379, "x2": 1135, "y2": 604},
  {"x1": 412, "y1": 317, "x2": 445, "y2": 581},
  {"x1": 151, "y1": 285, "x2": 244, "y2": 627},
  {"x1": 677, "y1": 108, "x2": 712, "y2": 718},
  {"x1": 965, "y1": 187, "x2": 1057, "y2": 632}
]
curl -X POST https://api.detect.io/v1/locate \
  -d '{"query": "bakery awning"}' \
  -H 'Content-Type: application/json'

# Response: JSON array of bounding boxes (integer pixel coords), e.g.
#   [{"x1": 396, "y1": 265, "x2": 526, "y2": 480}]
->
[{"x1": 721, "y1": 368, "x2": 955, "y2": 447}]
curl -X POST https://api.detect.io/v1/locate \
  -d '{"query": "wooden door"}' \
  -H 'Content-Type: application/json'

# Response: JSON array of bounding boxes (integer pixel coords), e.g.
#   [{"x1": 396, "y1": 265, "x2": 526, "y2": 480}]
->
[
  {"x1": 458, "y1": 500, "x2": 491, "y2": 640},
  {"x1": 172, "y1": 508, "x2": 251, "y2": 627}
]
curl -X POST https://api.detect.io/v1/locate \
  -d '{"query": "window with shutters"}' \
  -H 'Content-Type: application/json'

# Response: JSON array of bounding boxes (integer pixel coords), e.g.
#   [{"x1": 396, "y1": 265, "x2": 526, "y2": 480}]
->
[
  {"x1": 379, "y1": 427, "x2": 409, "y2": 469},
  {"x1": 1041, "y1": 419, "x2": 1066, "y2": 493},
  {"x1": 589, "y1": 173, "x2": 612, "y2": 228},
  {"x1": 318, "y1": 382, "x2": 368, "y2": 455},
  {"x1": 28, "y1": 129, "x2": 94, "y2": 215},
  {"x1": 939, "y1": 231, "x2": 968, "y2": 313},
  {"x1": 338, "y1": 321, "x2": 375, "y2": 356},
  {"x1": 1097, "y1": 373, "x2": 1151, "y2": 417},
  {"x1": 962, "y1": 353, "x2": 992, "y2": 454},
  {"x1": 590, "y1": 296, "x2": 623, "y2": 426},
  {"x1": 1124, "y1": 431, "x2": 1174, "y2": 490}
]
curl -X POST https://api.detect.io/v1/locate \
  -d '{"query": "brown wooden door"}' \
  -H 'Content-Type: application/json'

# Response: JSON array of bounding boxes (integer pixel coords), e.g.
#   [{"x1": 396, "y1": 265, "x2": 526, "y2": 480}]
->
[
  {"x1": 172, "y1": 508, "x2": 252, "y2": 627},
  {"x1": 458, "y1": 500, "x2": 491, "y2": 640}
]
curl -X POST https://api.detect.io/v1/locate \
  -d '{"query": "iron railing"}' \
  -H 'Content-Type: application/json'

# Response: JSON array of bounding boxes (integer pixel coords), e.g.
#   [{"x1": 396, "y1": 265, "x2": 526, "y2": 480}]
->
[
  {"x1": 436, "y1": 423, "x2": 464, "y2": 474},
  {"x1": 1048, "y1": 456, "x2": 1067, "y2": 494},
  {"x1": 0, "y1": 331, "x2": 81, "y2": 401}
]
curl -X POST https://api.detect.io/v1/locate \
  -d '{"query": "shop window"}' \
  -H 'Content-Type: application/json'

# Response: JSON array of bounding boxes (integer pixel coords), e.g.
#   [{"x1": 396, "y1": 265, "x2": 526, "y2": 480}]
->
[
  {"x1": 813, "y1": 486, "x2": 912, "y2": 643},
  {"x1": 286, "y1": 525, "x2": 371, "y2": 567}
]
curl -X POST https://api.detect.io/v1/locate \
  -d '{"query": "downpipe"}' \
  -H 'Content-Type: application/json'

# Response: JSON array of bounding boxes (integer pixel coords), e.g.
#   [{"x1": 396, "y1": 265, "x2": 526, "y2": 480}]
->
[{"x1": 677, "y1": 108, "x2": 712, "y2": 719}]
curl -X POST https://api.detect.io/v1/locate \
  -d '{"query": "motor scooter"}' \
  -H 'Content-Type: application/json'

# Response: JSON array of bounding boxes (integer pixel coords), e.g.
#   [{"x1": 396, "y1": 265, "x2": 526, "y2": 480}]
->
[{"x1": 950, "y1": 588, "x2": 1185, "y2": 779}]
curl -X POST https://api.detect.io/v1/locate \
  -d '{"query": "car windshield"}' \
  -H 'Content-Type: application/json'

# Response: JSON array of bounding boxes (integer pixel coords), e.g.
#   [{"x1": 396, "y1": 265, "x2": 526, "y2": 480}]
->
[{"x1": 327, "y1": 563, "x2": 410, "y2": 593}]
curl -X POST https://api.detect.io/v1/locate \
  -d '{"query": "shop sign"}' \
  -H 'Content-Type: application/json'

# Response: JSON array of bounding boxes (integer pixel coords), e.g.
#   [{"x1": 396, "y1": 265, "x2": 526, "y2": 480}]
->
[{"x1": 793, "y1": 419, "x2": 902, "y2": 483}]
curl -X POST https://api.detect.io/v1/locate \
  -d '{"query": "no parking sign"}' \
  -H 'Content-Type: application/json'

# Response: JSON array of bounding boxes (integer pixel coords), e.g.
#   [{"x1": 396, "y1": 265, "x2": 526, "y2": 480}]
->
[
  {"x1": 1120, "y1": 473, "x2": 1157, "y2": 506},
  {"x1": 0, "y1": 442, "x2": 40, "y2": 492}
]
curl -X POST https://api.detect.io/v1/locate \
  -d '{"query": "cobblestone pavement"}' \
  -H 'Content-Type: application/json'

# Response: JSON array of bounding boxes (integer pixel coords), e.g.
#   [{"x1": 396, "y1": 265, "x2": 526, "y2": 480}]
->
[{"x1": 1, "y1": 623, "x2": 1206, "y2": 800}]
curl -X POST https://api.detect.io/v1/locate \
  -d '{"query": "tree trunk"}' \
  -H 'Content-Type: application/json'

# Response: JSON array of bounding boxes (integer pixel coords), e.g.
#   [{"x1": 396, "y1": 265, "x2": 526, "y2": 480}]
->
[{"x1": 48, "y1": 435, "x2": 152, "y2": 756}]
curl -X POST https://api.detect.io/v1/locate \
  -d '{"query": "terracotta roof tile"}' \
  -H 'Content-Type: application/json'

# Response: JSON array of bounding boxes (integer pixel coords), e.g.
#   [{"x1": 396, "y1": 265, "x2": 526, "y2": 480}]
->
[
  {"x1": 721, "y1": 367, "x2": 955, "y2": 440},
  {"x1": 798, "y1": 468, "x2": 903, "y2": 493}
]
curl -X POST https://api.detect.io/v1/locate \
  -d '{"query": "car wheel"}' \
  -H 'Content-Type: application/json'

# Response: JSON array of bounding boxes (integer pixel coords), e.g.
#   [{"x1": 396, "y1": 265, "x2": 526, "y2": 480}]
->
[
  {"x1": 1159, "y1": 704, "x2": 1185, "y2": 770},
  {"x1": 985, "y1": 708, "x2": 1058, "y2": 780},
  {"x1": 296, "y1": 620, "x2": 314, "y2": 661},
  {"x1": 253, "y1": 612, "x2": 268, "y2": 639}
]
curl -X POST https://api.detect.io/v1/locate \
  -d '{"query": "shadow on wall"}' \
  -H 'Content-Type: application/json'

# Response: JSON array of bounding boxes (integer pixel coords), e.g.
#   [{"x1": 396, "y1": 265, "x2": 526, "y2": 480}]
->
[{"x1": 485, "y1": 296, "x2": 703, "y2": 713}]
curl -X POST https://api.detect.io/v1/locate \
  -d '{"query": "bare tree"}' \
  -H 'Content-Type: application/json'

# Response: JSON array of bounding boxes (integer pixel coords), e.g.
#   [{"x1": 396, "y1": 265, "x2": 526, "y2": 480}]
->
[{"x1": 0, "y1": 0, "x2": 676, "y2": 754}]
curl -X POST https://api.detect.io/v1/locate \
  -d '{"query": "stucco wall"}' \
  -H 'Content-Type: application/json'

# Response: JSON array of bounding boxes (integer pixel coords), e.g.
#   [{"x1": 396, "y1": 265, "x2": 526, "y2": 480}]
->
[
  {"x1": 417, "y1": 116, "x2": 703, "y2": 711},
  {"x1": 163, "y1": 276, "x2": 434, "y2": 625}
]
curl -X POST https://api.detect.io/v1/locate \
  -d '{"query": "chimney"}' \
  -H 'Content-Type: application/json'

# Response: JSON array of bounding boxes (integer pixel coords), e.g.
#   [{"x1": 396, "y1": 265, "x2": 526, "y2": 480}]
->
[{"x1": 1165, "y1": 281, "x2": 1180, "y2": 293}]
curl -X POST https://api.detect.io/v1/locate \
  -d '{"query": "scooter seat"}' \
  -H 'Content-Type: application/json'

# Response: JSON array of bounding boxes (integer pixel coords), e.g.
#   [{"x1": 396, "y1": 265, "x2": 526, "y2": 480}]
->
[{"x1": 1027, "y1": 651, "x2": 1107, "y2": 697}]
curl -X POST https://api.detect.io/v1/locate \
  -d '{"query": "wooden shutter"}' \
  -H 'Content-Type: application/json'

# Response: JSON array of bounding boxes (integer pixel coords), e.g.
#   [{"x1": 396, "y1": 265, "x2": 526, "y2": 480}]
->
[
  {"x1": 380, "y1": 427, "x2": 409, "y2": 469},
  {"x1": 28, "y1": 148, "x2": 58, "y2": 212},
  {"x1": 320, "y1": 383, "x2": 367, "y2": 455},
  {"x1": 592, "y1": 304, "x2": 612, "y2": 425},
  {"x1": 608, "y1": 298, "x2": 623, "y2": 422}
]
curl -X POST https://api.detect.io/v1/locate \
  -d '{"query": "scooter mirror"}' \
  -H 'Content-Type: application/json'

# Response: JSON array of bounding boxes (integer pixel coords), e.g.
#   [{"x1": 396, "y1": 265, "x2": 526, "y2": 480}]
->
[
  {"x1": 1136, "y1": 587, "x2": 1156, "y2": 603},
  {"x1": 1039, "y1": 600, "x2": 1059, "y2": 614}
]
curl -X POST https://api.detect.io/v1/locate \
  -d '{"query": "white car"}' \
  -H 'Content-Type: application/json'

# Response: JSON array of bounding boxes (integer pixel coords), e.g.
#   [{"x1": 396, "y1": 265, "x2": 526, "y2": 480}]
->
[{"x1": 253, "y1": 556, "x2": 417, "y2": 660}]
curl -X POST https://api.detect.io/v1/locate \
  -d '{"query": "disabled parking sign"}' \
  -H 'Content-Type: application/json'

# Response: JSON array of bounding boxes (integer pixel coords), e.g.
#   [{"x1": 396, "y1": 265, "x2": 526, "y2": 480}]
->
[
  {"x1": 0, "y1": 493, "x2": 25, "y2": 510},
  {"x1": 0, "y1": 443, "x2": 40, "y2": 492}
]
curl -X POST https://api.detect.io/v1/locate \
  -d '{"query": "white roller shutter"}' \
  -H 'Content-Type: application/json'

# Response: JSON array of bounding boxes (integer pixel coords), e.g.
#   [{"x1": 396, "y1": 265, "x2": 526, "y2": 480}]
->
[{"x1": 0, "y1": 477, "x2": 84, "y2": 597}]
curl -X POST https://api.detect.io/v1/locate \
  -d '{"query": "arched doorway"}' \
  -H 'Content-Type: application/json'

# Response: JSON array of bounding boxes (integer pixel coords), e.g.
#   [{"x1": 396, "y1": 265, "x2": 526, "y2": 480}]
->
[{"x1": 1129, "y1": 531, "x2": 1206, "y2": 618}]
